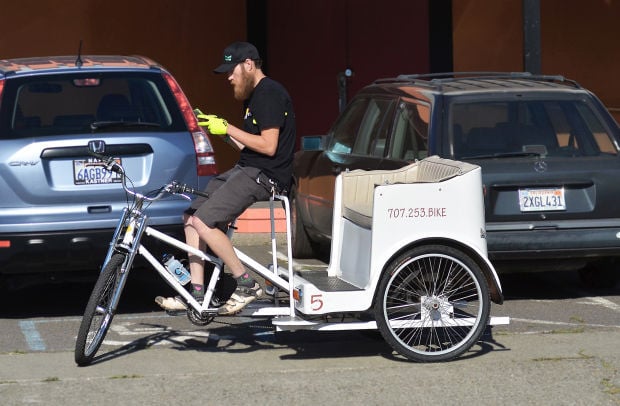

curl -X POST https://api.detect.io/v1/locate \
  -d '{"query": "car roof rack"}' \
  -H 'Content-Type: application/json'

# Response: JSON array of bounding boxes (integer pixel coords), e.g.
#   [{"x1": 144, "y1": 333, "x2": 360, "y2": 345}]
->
[
  {"x1": 0, "y1": 55, "x2": 162, "y2": 76},
  {"x1": 374, "y1": 72, "x2": 582, "y2": 90}
]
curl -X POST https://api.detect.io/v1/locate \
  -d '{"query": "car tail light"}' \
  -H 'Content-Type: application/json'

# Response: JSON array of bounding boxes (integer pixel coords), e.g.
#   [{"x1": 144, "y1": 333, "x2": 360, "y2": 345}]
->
[
  {"x1": 72, "y1": 78, "x2": 101, "y2": 87},
  {"x1": 0, "y1": 79, "x2": 4, "y2": 110},
  {"x1": 162, "y1": 72, "x2": 218, "y2": 176}
]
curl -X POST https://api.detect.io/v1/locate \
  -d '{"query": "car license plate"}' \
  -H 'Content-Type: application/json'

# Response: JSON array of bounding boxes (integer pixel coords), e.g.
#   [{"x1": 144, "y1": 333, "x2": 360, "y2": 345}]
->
[
  {"x1": 73, "y1": 158, "x2": 122, "y2": 185},
  {"x1": 518, "y1": 187, "x2": 566, "y2": 212}
]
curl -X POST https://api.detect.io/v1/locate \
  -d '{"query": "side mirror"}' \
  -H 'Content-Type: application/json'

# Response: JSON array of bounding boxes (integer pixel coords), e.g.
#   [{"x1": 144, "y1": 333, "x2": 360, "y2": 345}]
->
[{"x1": 301, "y1": 135, "x2": 327, "y2": 151}]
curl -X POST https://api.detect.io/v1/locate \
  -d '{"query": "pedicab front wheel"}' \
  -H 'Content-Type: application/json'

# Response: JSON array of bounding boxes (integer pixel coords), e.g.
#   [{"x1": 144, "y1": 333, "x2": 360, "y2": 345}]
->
[
  {"x1": 75, "y1": 253, "x2": 127, "y2": 366},
  {"x1": 374, "y1": 245, "x2": 490, "y2": 362}
]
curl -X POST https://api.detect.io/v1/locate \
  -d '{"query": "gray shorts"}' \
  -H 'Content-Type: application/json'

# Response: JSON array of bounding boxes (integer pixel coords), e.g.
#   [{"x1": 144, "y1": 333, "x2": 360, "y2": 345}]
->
[{"x1": 185, "y1": 165, "x2": 272, "y2": 229}]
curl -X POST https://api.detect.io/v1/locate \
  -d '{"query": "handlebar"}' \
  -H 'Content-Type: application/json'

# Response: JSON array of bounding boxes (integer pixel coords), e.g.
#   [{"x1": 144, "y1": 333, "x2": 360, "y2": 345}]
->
[
  {"x1": 87, "y1": 149, "x2": 209, "y2": 202},
  {"x1": 166, "y1": 182, "x2": 209, "y2": 198}
]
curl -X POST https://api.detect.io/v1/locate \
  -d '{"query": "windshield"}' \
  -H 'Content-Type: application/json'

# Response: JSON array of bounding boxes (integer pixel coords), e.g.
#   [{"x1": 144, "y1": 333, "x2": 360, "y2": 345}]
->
[{"x1": 450, "y1": 99, "x2": 619, "y2": 159}]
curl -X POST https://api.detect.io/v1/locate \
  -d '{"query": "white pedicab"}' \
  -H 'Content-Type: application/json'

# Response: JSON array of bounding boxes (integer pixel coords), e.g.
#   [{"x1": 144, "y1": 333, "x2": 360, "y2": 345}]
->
[
  {"x1": 236, "y1": 155, "x2": 508, "y2": 362},
  {"x1": 75, "y1": 155, "x2": 508, "y2": 365}
]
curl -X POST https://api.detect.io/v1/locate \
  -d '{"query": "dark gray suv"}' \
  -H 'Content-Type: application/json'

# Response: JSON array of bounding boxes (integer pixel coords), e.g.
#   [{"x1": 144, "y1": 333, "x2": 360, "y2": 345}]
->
[
  {"x1": 0, "y1": 55, "x2": 218, "y2": 285},
  {"x1": 293, "y1": 73, "x2": 620, "y2": 286}
]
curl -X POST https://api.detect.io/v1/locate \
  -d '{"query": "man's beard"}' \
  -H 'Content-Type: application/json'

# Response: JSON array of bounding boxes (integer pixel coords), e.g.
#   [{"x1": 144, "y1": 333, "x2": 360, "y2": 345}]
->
[{"x1": 233, "y1": 70, "x2": 254, "y2": 101}]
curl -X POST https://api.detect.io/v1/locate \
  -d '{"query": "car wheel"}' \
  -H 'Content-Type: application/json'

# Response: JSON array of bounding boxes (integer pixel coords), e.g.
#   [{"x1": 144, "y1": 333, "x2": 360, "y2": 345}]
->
[
  {"x1": 290, "y1": 186, "x2": 317, "y2": 259},
  {"x1": 578, "y1": 259, "x2": 620, "y2": 289}
]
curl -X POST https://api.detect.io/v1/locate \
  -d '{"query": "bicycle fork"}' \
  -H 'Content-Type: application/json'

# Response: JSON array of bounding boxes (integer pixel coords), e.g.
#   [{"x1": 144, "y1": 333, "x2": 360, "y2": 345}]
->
[{"x1": 101, "y1": 208, "x2": 148, "y2": 314}]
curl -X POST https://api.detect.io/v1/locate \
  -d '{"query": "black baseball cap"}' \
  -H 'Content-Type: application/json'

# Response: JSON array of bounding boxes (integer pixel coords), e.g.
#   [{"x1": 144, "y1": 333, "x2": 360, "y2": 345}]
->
[{"x1": 213, "y1": 42, "x2": 260, "y2": 74}]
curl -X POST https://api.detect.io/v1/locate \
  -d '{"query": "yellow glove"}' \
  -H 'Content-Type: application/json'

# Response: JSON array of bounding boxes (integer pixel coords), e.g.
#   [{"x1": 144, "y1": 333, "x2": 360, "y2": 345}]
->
[
  {"x1": 195, "y1": 112, "x2": 210, "y2": 127},
  {"x1": 196, "y1": 114, "x2": 228, "y2": 136}
]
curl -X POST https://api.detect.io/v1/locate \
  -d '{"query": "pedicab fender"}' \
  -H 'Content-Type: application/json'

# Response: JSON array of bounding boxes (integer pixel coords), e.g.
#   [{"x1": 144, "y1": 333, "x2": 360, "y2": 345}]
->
[
  {"x1": 467, "y1": 241, "x2": 504, "y2": 304},
  {"x1": 370, "y1": 235, "x2": 504, "y2": 306},
  {"x1": 465, "y1": 242, "x2": 504, "y2": 304}
]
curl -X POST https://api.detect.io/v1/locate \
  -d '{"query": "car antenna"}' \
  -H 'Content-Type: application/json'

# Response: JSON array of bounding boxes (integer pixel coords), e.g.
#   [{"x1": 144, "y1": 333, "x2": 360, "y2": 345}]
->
[{"x1": 75, "y1": 40, "x2": 83, "y2": 68}]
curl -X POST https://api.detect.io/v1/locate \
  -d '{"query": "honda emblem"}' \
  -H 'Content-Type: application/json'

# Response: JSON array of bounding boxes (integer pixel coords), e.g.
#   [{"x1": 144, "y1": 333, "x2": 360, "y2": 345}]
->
[{"x1": 88, "y1": 140, "x2": 106, "y2": 154}]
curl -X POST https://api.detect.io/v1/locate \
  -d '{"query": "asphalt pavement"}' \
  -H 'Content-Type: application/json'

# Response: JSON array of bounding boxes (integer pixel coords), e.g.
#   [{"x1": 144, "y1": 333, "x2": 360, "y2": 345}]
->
[
  {"x1": 0, "y1": 232, "x2": 619, "y2": 405},
  {"x1": 1, "y1": 327, "x2": 619, "y2": 405}
]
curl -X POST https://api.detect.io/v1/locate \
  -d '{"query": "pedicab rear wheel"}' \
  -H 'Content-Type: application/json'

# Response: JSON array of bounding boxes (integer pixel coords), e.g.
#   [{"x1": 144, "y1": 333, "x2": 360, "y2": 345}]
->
[{"x1": 374, "y1": 245, "x2": 490, "y2": 362}]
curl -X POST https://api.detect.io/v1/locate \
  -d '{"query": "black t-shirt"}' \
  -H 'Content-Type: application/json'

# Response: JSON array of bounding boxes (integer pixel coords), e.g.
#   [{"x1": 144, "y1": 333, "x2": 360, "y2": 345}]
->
[{"x1": 237, "y1": 77, "x2": 296, "y2": 188}]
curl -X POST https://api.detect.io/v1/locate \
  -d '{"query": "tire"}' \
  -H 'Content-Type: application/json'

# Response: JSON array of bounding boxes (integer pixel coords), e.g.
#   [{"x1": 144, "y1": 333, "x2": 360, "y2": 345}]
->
[
  {"x1": 75, "y1": 253, "x2": 127, "y2": 366},
  {"x1": 291, "y1": 186, "x2": 317, "y2": 258},
  {"x1": 374, "y1": 245, "x2": 490, "y2": 362},
  {"x1": 578, "y1": 259, "x2": 620, "y2": 289}
]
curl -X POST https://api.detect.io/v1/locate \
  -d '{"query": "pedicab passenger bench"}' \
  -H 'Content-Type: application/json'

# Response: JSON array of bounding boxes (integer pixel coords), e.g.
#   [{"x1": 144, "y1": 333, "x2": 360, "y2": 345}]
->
[
  {"x1": 285, "y1": 155, "x2": 506, "y2": 318},
  {"x1": 340, "y1": 155, "x2": 472, "y2": 229}
]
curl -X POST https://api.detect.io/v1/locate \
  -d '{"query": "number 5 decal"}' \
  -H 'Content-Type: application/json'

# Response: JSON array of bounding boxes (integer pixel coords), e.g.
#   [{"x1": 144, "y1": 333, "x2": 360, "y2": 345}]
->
[{"x1": 310, "y1": 294, "x2": 324, "y2": 311}]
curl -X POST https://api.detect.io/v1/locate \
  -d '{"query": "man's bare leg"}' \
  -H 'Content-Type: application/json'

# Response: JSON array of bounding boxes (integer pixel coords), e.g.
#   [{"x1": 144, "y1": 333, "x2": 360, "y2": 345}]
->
[
  {"x1": 154, "y1": 214, "x2": 208, "y2": 310},
  {"x1": 186, "y1": 215, "x2": 245, "y2": 278},
  {"x1": 187, "y1": 215, "x2": 260, "y2": 314},
  {"x1": 184, "y1": 213, "x2": 206, "y2": 286},
  {"x1": 157, "y1": 215, "x2": 257, "y2": 312}
]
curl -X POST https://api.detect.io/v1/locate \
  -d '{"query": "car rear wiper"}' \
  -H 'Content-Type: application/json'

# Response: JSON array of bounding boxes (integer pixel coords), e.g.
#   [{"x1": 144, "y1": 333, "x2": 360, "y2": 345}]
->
[
  {"x1": 460, "y1": 151, "x2": 542, "y2": 160},
  {"x1": 91, "y1": 121, "x2": 162, "y2": 131}
]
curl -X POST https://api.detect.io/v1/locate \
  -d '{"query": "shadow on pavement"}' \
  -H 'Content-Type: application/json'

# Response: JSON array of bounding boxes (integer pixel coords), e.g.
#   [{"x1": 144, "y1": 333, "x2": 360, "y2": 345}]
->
[
  {"x1": 498, "y1": 269, "x2": 620, "y2": 302},
  {"x1": 2, "y1": 267, "x2": 617, "y2": 319},
  {"x1": 0, "y1": 269, "x2": 175, "y2": 318},
  {"x1": 79, "y1": 319, "x2": 511, "y2": 367}
]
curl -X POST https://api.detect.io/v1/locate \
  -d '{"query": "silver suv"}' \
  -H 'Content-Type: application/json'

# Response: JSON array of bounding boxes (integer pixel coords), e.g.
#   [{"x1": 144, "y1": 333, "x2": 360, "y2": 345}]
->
[{"x1": 0, "y1": 55, "x2": 217, "y2": 284}]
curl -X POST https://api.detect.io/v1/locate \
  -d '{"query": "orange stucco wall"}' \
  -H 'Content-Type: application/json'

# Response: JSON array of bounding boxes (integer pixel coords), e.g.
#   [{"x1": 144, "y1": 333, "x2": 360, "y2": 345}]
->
[
  {"x1": 0, "y1": 0, "x2": 247, "y2": 171},
  {"x1": 452, "y1": 0, "x2": 620, "y2": 122},
  {"x1": 2, "y1": 0, "x2": 618, "y2": 168}
]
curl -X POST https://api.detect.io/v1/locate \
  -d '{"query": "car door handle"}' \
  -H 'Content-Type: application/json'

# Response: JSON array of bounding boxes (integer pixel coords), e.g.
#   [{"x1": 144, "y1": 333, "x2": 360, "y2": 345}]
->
[
  {"x1": 88, "y1": 205, "x2": 111, "y2": 214},
  {"x1": 531, "y1": 225, "x2": 559, "y2": 230}
]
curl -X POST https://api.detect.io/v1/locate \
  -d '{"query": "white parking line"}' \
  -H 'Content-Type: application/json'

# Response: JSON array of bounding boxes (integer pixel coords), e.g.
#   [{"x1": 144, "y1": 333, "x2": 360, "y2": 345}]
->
[
  {"x1": 510, "y1": 317, "x2": 620, "y2": 329},
  {"x1": 111, "y1": 323, "x2": 179, "y2": 336},
  {"x1": 101, "y1": 324, "x2": 240, "y2": 347},
  {"x1": 18, "y1": 320, "x2": 46, "y2": 351},
  {"x1": 583, "y1": 296, "x2": 620, "y2": 312},
  {"x1": 511, "y1": 295, "x2": 620, "y2": 329}
]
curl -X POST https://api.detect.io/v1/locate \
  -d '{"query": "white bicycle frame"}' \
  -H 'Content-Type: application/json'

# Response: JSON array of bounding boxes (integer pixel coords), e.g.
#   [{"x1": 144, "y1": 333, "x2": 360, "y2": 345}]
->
[{"x1": 114, "y1": 193, "x2": 296, "y2": 318}]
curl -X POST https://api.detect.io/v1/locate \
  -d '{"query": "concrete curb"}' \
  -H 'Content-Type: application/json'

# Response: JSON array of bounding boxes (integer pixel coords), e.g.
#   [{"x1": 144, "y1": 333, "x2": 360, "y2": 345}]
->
[{"x1": 231, "y1": 232, "x2": 287, "y2": 246}]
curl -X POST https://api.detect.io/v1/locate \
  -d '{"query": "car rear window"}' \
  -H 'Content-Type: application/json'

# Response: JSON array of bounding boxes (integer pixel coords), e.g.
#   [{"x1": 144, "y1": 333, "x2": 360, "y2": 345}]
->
[
  {"x1": 0, "y1": 71, "x2": 185, "y2": 138},
  {"x1": 450, "y1": 99, "x2": 619, "y2": 159}
]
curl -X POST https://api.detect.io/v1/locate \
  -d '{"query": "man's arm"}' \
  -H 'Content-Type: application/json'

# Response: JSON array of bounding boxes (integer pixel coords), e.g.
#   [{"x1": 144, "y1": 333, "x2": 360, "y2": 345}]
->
[{"x1": 226, "y1": 124, "x2": 279, "y2": 156}]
